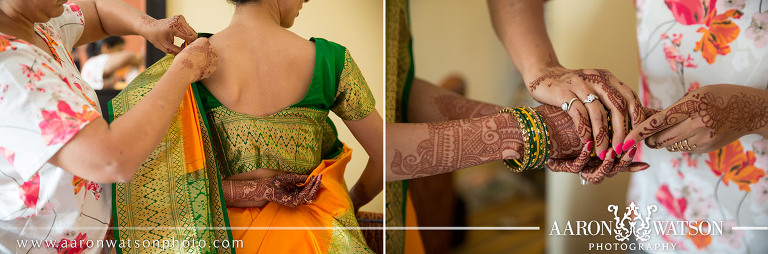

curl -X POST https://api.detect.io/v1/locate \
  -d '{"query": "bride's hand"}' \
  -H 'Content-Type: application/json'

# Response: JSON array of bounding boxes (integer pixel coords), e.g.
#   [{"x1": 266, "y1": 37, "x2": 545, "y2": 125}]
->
[
  {"x1": 537, "y1": 104, "x2": 650, "y2": 184},
  {"x1": 265, "y1": 173, "x2": 323, "y2": 208}
]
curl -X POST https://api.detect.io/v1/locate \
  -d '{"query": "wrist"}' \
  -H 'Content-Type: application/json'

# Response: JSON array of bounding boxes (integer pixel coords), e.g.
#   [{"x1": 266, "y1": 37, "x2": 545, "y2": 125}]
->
[
  {"x1": 136, "y1": 15, "x2": 155, "y2": 39},
  {"x1": 521, "y1": 59, "x2": 564, "y2": 85},
  {"x1": 167, "y1": 60, "x2": 196, "y2": 84}
]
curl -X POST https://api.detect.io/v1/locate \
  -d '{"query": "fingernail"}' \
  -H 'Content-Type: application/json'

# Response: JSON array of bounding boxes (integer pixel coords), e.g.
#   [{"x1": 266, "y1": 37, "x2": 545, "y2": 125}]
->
[
  {"x1": 638, "y1": 165, "x2": 650, "y2": 171},
  {"x1": 628, "y1": 148, "x2": 637, "y2": 160},
  {"x1": 615, "y1": 144, "x2": 623, "y2": 154},
  {"x1": 610, "y1": 151, "x2": 617, "y2": 160},
  {"x1": 622, "y1": 140, "x2": 636, "y2": 151},
  {"x1": 586, "y1": 141, "x2": 594, "y2": 151},
  {"x1": 599, "y1": 150, "x2": 607, "y2": 160}
]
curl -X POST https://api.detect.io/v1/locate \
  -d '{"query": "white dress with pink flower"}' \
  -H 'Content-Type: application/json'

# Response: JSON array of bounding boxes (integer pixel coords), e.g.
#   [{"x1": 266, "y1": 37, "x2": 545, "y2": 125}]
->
[
  {"x1": 0, "y1": 3, "x2": 110, "y2": 253},
  {"x1": 632, "y1": 0, "x2": 768, "y2": 253}
]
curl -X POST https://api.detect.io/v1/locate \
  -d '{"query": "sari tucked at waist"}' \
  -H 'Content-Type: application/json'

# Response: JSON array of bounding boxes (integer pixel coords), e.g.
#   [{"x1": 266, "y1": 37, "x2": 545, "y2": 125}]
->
[{"x1": 108, "y1": 36, "x2": 375, "y2": 253}]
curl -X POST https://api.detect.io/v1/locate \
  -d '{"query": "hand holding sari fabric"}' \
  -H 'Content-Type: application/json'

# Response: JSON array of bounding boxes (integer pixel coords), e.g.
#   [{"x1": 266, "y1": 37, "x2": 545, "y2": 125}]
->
[
  {"x1": 223, "y1": 173, "x2": 323, "y2": 208},
  {"x1": 171, "y1": 37, "x2": 218, "y2": 83}
]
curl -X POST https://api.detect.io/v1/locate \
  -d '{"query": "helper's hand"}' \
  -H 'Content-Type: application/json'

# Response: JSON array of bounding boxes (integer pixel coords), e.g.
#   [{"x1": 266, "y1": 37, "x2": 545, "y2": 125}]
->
[
  {"x1": 140, "y1": 15, "x2": 198, "y2": 55},
  {"x1": 624, "y1": 84, "x2": 768, "y2": 153},
  {"x1": 527, "y1": 67, "x2": 645, "y2": 160},
  {"x1": 538, "y1": 104, "x2": 649, "y2": 184},
  {"x1": 265, "y1": 174, "x2": 323, "y2": 208},
  {"x1": 171, "y1": 37, "x2": 217, "y2": 83}
]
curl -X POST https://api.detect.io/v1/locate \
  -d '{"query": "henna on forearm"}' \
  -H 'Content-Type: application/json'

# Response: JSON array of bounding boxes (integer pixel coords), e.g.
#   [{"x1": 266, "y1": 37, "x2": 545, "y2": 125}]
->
[
  {"x1": 433, "y1": 94, "x2": 503, "y2": 120},
  {"x1": 222, "y1": 178, "x2": 271, "y2": 204},
  {"x1": 637, "y1": 91, "x2": 768, "y2": 139},
  {"x1": 222, "y1": 174, "x2": 320, "y2": 207},
  {"x1": 388, "y1": 113, "x2": 524, "y2": 179},
  {"x1": 388, "y1": 103, "x2": 585, "y2": 180}
]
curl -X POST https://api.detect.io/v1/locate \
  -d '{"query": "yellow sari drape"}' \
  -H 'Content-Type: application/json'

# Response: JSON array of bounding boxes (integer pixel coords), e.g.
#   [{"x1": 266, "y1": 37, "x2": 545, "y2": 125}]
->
[{"x1": 227, "y1": 144, "x2": 372, "y2": 253}]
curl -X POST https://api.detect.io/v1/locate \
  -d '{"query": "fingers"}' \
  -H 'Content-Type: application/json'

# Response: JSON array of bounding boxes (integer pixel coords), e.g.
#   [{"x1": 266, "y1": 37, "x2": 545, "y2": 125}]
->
[
  {"x1": 574, "y1": 86, "x2": 611, "y2": 159},
  {"x1": 545, "y1": 140, "x2": 593, "y2": 173},
  {"x1": 599, "y1": 74, "x2": 630, "y2": 155},
  {"x1": 623, "y1": 98, "x2": 697, "y2": 150},
  {"x1": 644, "y1": 118, "x2": 695, "y2": 149},
  {"x1": 582, "y1": 148, "x2": 616, "y2": 184},
  {"x1": 565, "y1": 95, "x2": 594, "y2": 149},
  {"x1": 173, "y1": 15, "x2": 198, "y2": 43},
  {"x1": 626, "y1": 162, "x2": 651, "y2": 172},
  {"x1": 607, "y1": 146, "x2": 637, "y2": 177}
]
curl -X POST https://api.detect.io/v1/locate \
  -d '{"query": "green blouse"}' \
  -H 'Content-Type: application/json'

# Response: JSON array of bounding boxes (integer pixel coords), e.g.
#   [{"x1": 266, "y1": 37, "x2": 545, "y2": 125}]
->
[{"x1": 195, "y1": 37, "x2": 375, "y2": 177}]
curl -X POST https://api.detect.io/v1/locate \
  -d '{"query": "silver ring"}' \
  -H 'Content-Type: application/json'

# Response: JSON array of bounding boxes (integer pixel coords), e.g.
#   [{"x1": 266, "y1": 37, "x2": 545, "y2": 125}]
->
[
  {"x1": 304, "y1": 198, "x2": 312, "y2": 204},
  {"x1": 583, "y1": 94, "x2": 599, "y2": 104},
  {"x1": 579, "y1": 171, "x2": 588, "y2": 186},
  {"x1": 562, "y1": 98, "x2": 578, "y2": 112}
]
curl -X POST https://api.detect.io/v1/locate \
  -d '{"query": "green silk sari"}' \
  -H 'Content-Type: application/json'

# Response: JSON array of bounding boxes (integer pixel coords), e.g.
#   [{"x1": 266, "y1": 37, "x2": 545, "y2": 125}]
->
[{"x1": 108, "y1": 55, "x2": 234, "y2": 254}]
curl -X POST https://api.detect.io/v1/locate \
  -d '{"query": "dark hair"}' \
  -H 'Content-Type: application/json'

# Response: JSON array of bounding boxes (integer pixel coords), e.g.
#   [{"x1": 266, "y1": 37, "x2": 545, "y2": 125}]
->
[
  {"x1": 102, "y1": 36, "x2": 125, "y2": 48},
  {"x1": 86, "y1": 36, "x2": 125, "y2": 57}
]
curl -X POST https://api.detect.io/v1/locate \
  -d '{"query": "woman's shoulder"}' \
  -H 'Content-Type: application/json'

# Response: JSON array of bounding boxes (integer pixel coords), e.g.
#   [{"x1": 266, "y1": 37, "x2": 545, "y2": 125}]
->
[{"x1": 311, "y1": 37, "x2": 347, "y2": 58}]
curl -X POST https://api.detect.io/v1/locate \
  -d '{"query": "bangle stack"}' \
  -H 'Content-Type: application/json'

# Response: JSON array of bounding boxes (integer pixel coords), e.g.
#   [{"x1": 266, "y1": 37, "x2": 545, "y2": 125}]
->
[{"x1": 499, "y1": 107, "x2": 551, "y2": 172}]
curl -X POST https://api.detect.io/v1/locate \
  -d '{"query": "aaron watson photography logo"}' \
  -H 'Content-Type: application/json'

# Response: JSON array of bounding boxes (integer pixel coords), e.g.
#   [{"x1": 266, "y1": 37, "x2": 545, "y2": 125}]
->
[{"x1": 549, "y1": 202, "x2": 724, "y2": 251}]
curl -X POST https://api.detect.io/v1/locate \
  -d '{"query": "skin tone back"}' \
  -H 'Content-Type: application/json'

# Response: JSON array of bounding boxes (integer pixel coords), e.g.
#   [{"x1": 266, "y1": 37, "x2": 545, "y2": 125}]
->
[{"x1": 206, "y1": 0, "x2": 383, "y2": 209}]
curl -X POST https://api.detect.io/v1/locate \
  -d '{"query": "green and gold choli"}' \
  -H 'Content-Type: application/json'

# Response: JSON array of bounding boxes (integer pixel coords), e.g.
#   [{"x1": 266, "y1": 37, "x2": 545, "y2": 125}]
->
[{"x1": 196, "y1": 37, "x2": 375, "y2": 177}]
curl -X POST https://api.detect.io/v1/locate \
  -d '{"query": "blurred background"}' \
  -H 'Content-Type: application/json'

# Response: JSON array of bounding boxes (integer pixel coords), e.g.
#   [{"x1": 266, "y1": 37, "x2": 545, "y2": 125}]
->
[{"x1": 409, "y1": 0, "x2": 639, "y2": 253}]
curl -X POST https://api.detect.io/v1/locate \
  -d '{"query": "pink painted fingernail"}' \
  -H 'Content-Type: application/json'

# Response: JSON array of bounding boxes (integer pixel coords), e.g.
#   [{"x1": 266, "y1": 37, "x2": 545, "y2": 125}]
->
[
  {"x1": 638, "y1": 165, "x2": 650, "y2": 171},
  {"x1": 628, "y1": 148, "x2": 637, "y2": 160},
  {"x1": 599, "y1": 150, "x2": 608, "y2": 160},
  {"x1": 622, "y1": 140, "x2": 637, "y2": 151},
  {"x1": 586, "y1": 141, "x2": 594, "y2": 151},
  {"x1": 610, "y1": 151, "x2": 617, "y2": 160}
]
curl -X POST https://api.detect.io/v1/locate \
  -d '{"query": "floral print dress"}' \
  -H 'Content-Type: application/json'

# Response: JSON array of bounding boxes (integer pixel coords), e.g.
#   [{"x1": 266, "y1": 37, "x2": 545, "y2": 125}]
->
[
  {"x1": 0, "y1": 3, "x2": 110, "y2": 253},
  {"x1": 632, "y1": 0, "x2": 768, "y2": 252}
]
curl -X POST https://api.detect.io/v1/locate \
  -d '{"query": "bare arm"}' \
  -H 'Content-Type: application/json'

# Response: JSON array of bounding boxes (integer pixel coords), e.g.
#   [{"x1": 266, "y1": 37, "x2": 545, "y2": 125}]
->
[
  {"x1": 103, "y1": 51, "x2": 140, "y2": 77},
  {"x1": 407, "y1": 78, "x2": 502, "y2": 122},
  {"x1": 487, "y1": 0, "x2": 644, "y2": 159},
  {"x1": 48, "y1": 39, "x2": 217, "y2": 183},
  {"x1": 345, "y1": 110, "x2": 384, "y2": 211}
]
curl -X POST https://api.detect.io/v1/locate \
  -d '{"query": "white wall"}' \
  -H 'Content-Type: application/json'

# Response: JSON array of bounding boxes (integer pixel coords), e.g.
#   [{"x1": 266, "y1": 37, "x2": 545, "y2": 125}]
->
[
  {"x1": 545, "y1": 0, "x2": 639, "y2": 253},
  {"x1": 166, "y1": 0, "x2": 384, "y2": 213}
]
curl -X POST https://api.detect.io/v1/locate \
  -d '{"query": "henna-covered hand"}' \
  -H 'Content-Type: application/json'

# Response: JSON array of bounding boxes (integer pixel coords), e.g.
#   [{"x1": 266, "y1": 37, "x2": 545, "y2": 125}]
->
[
  {"x1": 527, "y1": 66, "x2": 645, "y2": 160},
  {"x1": 387, "y1": 103, "x2": 650, "y2": 183},
  {"x1": 139, "y1": 15, "x2": 198, "y2": 55},
  {"x1": 223, "y1": 173, "x2": 323, "y2": 208},
  {"x1": 624, "y1": 84, "x2": 768, "y2": 153},
  {"x1": 538, "y1": 104, "x2": 650, "y2": 184},
  {"x1": 171, "y1": 37, "x2": 218, "y2": 83}
]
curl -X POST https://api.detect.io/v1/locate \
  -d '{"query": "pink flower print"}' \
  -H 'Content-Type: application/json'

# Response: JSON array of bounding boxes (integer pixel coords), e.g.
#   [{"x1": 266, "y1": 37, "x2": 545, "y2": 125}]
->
[
  {"x1": 672, "y1": 157, "x2": 682, "y2": 168},
  {"x1": 21, "y1": 64, "x2": 44, "y2": 81},
  {"x1": 662, "y1": 33, "x2": 697, "y2": 72},
  {"x1": 39, "y1": 101, "x2": 99, "y2": 146},
  {"x1": 68, "y1": 3, "x2": 80, "y2": 12},
  {"x1": 73, "y1": 176, "x2": 103, "y2": 200},
  {"x1": 0, "y1": 146, "x2": 15, "y2": 166},
  {"x1": 53, "y1": 232, "x2": 87, "y2": 254},
  {"x1": 688, "y1": 81, "x2": 701, "y2": 92},
  {"x1": 745, "y1": 12, "x2": 768, "y2": 48},
  {"x1": 656, "y1": 184, "x2": 687, "y2": 220},
  {"x1": 753, "y1": 139, "x2": 768, "y2": 170},
  {"x1": 663, "y1": 43, "x2": 682, "y2": 71},
  {"x1": 664, "y1": 0, "x2": 717, "y2": 25},
  {"x1": 19, "y1": 174, "x2": 40, "y2": 209},
  {"x1": 753, "y1": 178, "x2": 768, "y2": 203},
  {"x1": 718, "y1": 221, "x2": 746, "y2": 249},
  {"x1": 682, "y1": 152, "x2": 699, "y2": 168},
  {"x1": 716, "y1": 0, "x2": 746, "y2": 11}
]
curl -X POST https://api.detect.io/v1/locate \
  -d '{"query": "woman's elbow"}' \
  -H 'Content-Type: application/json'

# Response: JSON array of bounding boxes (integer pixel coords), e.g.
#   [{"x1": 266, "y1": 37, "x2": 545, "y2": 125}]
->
[{"x1": 91, "y1": 159, "x2": 139, "y2": 183}]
